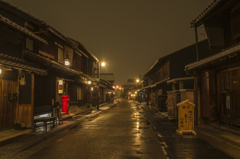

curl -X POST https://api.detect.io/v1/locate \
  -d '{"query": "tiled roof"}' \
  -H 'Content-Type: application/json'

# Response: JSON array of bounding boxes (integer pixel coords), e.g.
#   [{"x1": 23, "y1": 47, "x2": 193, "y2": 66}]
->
[
  {"x1": 0, "y1": 1, "x2": 96, "y2": 60},
  {"x1": 0, "y1": 14, "x2": 48, "y2": 45},
  {"x1": 143, "y1": 56, "x2": 169, "y2": 77},
  {"x1": 0, "y1": 0, "x2": 47, "y2": 25},
  {"x1": 0, "y1": 53, "x2": 26, "y2": 62},
  {"x1": 100, "y1": 78, "x2": 111, "y2": 85},
  {"x1": 0, "y1": 0, "x2": 100, "y2": 65},
  {"x1": 0, "y1": 59, "x2": 47, "y2": 75},
  {"x1": 0, "y1": 52, "x2": 47, "y2": 75},
  {"x1": 190, "y1": 0, "x2": 222, "y2": 27},
  {"x1": 25, "y1": 50, "x2": 98, "y2": 81},
  {"x1": 142, "y1": 77, "x2": 170, "y2": 90},
  {"x1": 167, "y1": 77, "x2": 194, "y2": 84},
  {"x1": 68, "y1": 38, "x2": 99, "y2": 62}
]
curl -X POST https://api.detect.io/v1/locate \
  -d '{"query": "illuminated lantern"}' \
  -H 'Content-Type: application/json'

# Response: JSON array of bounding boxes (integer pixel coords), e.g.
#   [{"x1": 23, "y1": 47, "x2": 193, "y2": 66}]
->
[{"x1": 64, "y1": 53, "x2": 71, "y2": 66}]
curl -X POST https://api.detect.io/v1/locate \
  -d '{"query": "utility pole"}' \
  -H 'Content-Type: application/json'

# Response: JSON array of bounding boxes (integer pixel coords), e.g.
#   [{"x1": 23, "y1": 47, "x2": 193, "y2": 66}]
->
[{"x1": 97, "y1": 61, "x2": 100, "y2": 110}]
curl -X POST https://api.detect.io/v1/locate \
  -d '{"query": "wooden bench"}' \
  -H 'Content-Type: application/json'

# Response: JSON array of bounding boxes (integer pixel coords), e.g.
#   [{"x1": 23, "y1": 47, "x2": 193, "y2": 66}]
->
[
  {"x1": 34, "y1": 105, "x2": 57, "y2": 131},
  {"x1": 34, "y1": 117, "x2": 56, "y2": 131}
]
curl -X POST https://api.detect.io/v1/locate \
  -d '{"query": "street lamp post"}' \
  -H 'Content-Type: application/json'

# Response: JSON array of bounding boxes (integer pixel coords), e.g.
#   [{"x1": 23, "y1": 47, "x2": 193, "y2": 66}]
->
[
  {"x1": 97, "y1": 61, "x2": 105, "y2": 110},
  {"x1": 97, "y1": 61, "x2": 100, "y2": 110}
]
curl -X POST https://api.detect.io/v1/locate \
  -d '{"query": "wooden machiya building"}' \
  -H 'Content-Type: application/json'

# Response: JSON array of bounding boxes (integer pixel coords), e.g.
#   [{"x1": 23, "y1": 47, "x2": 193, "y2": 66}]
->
[
  {"x1": 99, "y1": 79, "x2": 114, "y2": 104},
  {"x1": 142, "y1": 40, "x2": 219, "y2": 113},
  {"x1": 67, "y1": 38, "x2": 100, "y2": 107},
  {"x1": 185, "y1": 0, "x2": 240, "y2": 126},
  {"x1": 0, "y1": 1, "x2": 100, "y2": 129}
]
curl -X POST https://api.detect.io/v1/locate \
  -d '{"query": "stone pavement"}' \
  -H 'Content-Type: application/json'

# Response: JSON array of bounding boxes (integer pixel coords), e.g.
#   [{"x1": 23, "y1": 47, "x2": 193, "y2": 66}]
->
[
  {"x1": 0, "y1": 102, "x2": 117, "y2": 159},
  {"x1": 138, "y1": 103, "x2": 240, "y2": 159}
]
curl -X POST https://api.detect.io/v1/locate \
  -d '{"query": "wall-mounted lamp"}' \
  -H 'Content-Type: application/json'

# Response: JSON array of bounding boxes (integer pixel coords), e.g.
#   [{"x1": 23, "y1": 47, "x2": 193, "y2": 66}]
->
[
  {"x1": 59, "y1": 79, "x2": 63, "y2": 85},
  {"x1": 88, "y1": 81, "x2": 92, "y2": 85},
  {"x1": 19, "y1": 74, "x2": 26, "y2": 85},
  {"x1": 64, "y1": 53, "x2": 71, "y2": 66},
  {"x1": 112, "y1": 86, "x2": 115, "y2": 89},
  {"x1": 136, "y1": 79, "x2": 139, "y2": 83},
  {"x1": 58, "y1": 79, "x2": 64, "y2": 94},
  {"x1": 0, "y1": 69, "x2": 1, "y2": 74},
  {"x1": 91, "y1": 87, "x2": 93, "y2": 91}
]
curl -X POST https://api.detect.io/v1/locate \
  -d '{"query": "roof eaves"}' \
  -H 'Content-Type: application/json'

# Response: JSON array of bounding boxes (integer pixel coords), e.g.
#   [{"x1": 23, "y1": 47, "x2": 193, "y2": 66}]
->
[
  {"x1": 87, "y1": 50, "x2": 99, "y2": 62},
  {"x1": 167, "y1": 77, "x2": 194, "y2": 84},
  {"x1": 25, "y1": 50, "x2": 84, "y2": 76},
  {"x1": 190, "y1": 0, "x2": 223, "y2": 28},
  {"x1": 67, "y1": 38, "x2": 99, "y2": 62},
  {"x1": 0, "y1": 14, "x2": 48, "y2": 45},
  {"x1": 0, "y1": 0, "x2": 47, "y2": 25},
  {"x1": 67, "y1": 38, "x2": 89, "y2": 58},
  {"x1": 185, "y1": 44, "x2": 240, "y2": 71},
  {"x1": 143, "y1": 56, "x2": 169, "y2": 77},
  {"x1": 0, "y1": 59, "x2": 47, "y2": 75},
  {"x1": 49, "y1": 28, "x2": 91, "y2": 58},
  {"x1": 143, "y1": 59, "x2": 159, "y2": 77}
]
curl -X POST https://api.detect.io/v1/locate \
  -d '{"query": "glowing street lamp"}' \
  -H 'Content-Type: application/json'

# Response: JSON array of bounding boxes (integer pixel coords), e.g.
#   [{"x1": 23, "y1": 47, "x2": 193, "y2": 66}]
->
[
  {"x1": 136, "y1": 79, "x2": 139, "y2": 83},
  {"x1": 101, "y1": 62, "x2": 106, "y2": 67}
]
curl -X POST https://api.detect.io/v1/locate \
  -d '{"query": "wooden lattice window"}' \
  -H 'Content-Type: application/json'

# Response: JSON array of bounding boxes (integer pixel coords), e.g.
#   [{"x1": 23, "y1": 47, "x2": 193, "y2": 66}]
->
[{"x1": 231, "y1": 2, "x2": 240, "y2": 40}]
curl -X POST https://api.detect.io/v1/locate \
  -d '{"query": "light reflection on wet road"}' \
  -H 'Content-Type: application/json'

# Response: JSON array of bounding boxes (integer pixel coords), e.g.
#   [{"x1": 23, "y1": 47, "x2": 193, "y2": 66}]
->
[{"x1": 13, "y1": 99, "x2": 166, "y2": 159}]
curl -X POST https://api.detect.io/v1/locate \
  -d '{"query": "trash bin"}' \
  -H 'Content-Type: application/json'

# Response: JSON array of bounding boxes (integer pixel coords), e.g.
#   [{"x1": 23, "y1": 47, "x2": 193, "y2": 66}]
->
[{"x1": 62, "y1": 95, "x2": 69, "y2": 115}]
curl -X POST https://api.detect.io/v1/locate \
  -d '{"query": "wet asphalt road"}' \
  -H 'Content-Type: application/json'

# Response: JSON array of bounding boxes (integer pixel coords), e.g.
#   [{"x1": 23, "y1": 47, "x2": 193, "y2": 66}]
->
[
  {"x1": 139, "y1": 105, "x2": 234, "y2": 159},
  {"x1": 13, "y1": 99, "x2": 166, "y2": 159}
]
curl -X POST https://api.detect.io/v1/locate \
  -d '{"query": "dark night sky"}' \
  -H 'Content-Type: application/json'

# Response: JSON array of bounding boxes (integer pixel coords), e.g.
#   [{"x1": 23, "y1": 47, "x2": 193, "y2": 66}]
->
[{"x1": 5, "y1": 0, "x2": 212, "y2": 85}]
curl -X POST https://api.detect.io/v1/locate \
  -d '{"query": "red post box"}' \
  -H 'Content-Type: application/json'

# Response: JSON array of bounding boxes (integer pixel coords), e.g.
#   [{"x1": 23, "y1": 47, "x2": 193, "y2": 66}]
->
[{"x1": 62, "y1": 95, "x2": 69, "y2": 115}]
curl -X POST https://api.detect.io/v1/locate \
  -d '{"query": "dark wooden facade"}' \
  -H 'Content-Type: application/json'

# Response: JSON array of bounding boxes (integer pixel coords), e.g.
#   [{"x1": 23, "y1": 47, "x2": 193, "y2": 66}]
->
[
  {"x1": 186, "y1": 0, "x2": 240, "y2": 126},
  {"x1": 0, "y1": 1, "x2": 114, "y2": 129},
  {"x1": 142, "y1": 40, "x2": 219, "y2": 112}
]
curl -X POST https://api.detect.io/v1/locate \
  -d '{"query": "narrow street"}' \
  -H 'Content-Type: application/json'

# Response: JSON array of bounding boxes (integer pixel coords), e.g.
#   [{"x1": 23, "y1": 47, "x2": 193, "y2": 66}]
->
[
  {"x1": 11, "y1": 99, "x2": 166, "y2": 159},
  {"x1": 5, "y1": 99, "x2": 235, "y2": 159}
]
